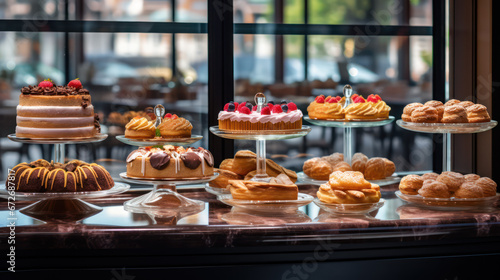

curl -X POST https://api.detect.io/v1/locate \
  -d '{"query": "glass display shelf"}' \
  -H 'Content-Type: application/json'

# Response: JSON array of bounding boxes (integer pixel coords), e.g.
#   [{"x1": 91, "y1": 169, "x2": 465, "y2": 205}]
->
[
  {"x1": 217, "y1": 193, "x2": 314, "y2": 213},
  {"x1": 115, "y1": 135, "x2": 203, "y2": 146},
  {"x1": 0, "y1": 182, "x2": 130, "y2": 223},
  {"x1": 297, "y1": 172, "x2": 400, "y2": 187},
  {"x1": 313, "y1": 198, "x2": 385, "y2": 214},
  {"x1": 221, "y1": 207, "x2": 312, "y2": 225},
  {"x1": 395, "y1": 191, "x2": 499, "y2": 210}
]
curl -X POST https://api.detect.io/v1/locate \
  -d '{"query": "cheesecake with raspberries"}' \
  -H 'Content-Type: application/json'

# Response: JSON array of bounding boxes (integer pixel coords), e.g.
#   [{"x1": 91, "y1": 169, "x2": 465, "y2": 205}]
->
[{"x1": 218, "y1": 100, "x2": 303, "y2": 131}]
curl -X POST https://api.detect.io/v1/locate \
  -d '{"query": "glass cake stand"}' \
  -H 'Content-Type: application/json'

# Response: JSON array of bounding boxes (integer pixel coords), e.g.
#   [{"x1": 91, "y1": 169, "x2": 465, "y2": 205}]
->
[
  {"x1": 313, "y1": 198, "x2": 385, "y2": 215},
  {"x1": 396, "y1": 120, "x2": 497, "y2": 171},
  {"x1": 304, "y1": 85, "x2": 395, "y2": 166},
  {"x1": 395, "y1": 191, "x2": 499, "y2": 211},
  {"x1": 0, "y1": 183, "x2": 130, "y2": 223},
  {"x1": 117, "y1": 104, "x2": 217, "y2": 216},
  {"x1": 8, "y1": 133, "x2": 108, "y2": 163},
  {"x1": 115, "y1": 135, "x2": 203, "y2": 146},
  {"x1": 119, "y1": 173, "x2": 218, "y2": 216},
  {"x1": 217, "y1": 193, "x2": 314, "y2": 213},
  {"x1": 297, "y1": 171, "x2": 400, "y2": 187}
]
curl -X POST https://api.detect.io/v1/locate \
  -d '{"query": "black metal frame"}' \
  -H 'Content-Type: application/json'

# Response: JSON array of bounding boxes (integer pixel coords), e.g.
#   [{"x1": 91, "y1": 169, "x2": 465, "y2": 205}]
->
[
  {"x1": 0, "y1": 0, "x2": 444, "y2": 169},
  {"x1": 492, "y1": 0, "x2": 500, "y2": 183}
]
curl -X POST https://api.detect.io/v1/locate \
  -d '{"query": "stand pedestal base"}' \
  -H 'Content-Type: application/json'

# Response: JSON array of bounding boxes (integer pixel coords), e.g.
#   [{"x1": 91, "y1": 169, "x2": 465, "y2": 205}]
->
[
  {"x1": 20, "y1": 199, "x2": 102, "y2": 223},
  {"x1": 124, "y1": 184, "x2": 205, "y2": 216}
]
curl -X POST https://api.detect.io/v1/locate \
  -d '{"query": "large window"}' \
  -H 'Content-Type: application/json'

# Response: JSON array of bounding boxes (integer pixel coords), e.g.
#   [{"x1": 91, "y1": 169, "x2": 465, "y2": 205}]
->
[{"x1": 0, "y1": 0, "x2": 445, "y2": 180}]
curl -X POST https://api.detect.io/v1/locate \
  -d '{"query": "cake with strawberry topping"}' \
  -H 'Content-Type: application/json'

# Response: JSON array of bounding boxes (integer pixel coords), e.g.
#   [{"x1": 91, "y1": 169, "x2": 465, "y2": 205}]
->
[
  {"x1": 307, "y1": 95, "x2": 346, "y2": 120},
  {"x1": 345, "y1": 94, "x2": 390, "y2": 120},
  {"x1": 16, "y1": 79, "x2": 100, "y2": 138},
  {"x1": 218, "y1": 98, "x2": 303, "y2": 131},
  {"x1": 157, "y1": 113, "x2": 193, "y2": 138}
]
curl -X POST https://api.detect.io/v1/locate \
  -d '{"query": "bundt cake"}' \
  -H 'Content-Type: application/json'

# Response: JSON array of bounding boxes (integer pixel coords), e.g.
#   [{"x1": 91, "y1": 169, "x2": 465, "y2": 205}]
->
[{"x1": 8, "y1": 159, "x2": 114, "y2": 192}]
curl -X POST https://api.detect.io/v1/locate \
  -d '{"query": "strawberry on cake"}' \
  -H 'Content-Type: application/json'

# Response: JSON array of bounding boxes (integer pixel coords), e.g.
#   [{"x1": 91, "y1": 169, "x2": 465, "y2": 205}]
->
[
  {"x1": 218, "y1": 99, "x2": 303, "y2": 131},
  {"x1": 16, "y1": 79, "x2": 100, "y2": 139}
]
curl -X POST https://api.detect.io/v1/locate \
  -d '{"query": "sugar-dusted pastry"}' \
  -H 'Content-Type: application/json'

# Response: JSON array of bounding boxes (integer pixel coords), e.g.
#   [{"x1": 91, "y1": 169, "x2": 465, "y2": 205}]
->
[
  {"x1": 454, "y1": 182, "x2": 484, "y2": 198},
  {"x1": 303, "y1": 158, "x2": 333, "y2": 180},
  {"x1": 208, "y1": 168, "x2": 243, "y2": 189},
  {"x1": 364, "y1": 157, "x2": 386, "y2": 180},
  {"x1": 327, "y1": 171, "x2": 372, "y2": 190},
  {"x1": 307, "y1": 95, "x2": 345, "y2": 120},
  {"x1": 474, "y1": 177, "x2": 497, "y2": 197},
  {"x1": 464, "y1": 174, "x2": 480, "y2": 182},
  {"x1": 228, "y1": 180, "x2": 298, "y2": 200},
  {"x1": 345, "y1": 97, "x2": 378, "y2": 120},
  {"x1": 367, "y1": 94, "x2": 391, "y2": 119},
  {"x1": 317, "y1": 183, "x2": 381, "y2": 204},
  {"x1": 402, "y1": 102, "x2": 423, "y2": 122},
  {"x1": 421, "y1": 172, "x2": 439, "y2": 181},
  {"x1": 466, "y1": 104, "x2": 491, "y2": 123},
  {"x1": 444, "y1": 99, "x2": 461, "y2": 107},
  {"x1": 418, "y1": 181, "x2": 451, "y2": 198},
  {"x1": 321, "y1": 152, "x2": 344, "y2": 167},
  {"x1": 157, "y1": 113, "x2": 192, "y2": 138},
  {"x1": 442, "y1": 105, "x2": 468, "y2": 123},
  {"x1": 232, "y1": 150, "x2": 257, "y2": 176},
  {"x1": 399, "y1": 175, "x2": 424, "y2": 195},
  {"x1": 125, "y1": 116, "x2": 156, "y2": 139},
  {"x1": 458, "y1": 101, "x2": 475, "y2": 109},
  {"x1": 424, "y1": 100, "x2": 445, "y2": 121},
  {"x1": 411, "y1": 106, "x2": 439, "y2": 123},
  {"x1": 351, "y1": 153, "x2": 368, "y2": 174},
  {"x1": 436, "y1": 171, "x2": 464, "y2": 193}
]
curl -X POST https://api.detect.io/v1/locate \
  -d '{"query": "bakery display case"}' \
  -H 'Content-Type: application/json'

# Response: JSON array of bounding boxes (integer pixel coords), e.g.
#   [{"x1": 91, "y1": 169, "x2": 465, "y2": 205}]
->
[{"x1": 1, "y1": 0, "x2": 500, "y2": 278}]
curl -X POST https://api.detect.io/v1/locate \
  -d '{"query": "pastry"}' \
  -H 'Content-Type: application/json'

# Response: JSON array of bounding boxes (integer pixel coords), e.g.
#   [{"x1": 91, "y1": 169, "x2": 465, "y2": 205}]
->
[
  {"x1": 244, "y1": 159, "x2": 298, "y2": 183},
  {"x1": 307, "y1": 95, "x2": 344, "y2": 120},
  {"x1": 327, "y1": 171, "x2": 372, "y2": 190},
  {"x1": 218, "y1": 96, "x2": 303, "y2": 131},
  {"x1": 466, "y1": 104, "x2": 491, "y2": 123},
  {"x1": 436, "y1": 171, "x2": 464, "y2": 193},
  {"x1": 444, "y1": 99, "x2": 461, "y2": 107},
  {"x1": 399, "y1": 175, "x2": 424, "y2": 195},
  {"x1": 157, "y1": 113, "x2": 192, "y2": 138},
  {"x1": 454, "y1": 182, "x2": 484, "y2": 198},
  {"x1": 464, "y1": 174, "x2": 480, "y2": 182},
  {"x1": 418, "y1": 181, "x2": 451, "y2": 198},
  {"x1": 474, "y1": 177, "x2": 497, "y2": 197},
  {"x1": 228, "y1": 180, "x2": 298, "y2": 200},
  {"x1": 317, "y1": 171, "x2": 381, "y2": 204},
  {"x1": 367, "y1": 94, "x2": 391, "y2": 119},
  {"x1": 441, "y1": 105, "x2": 468, "y2": 123},
  {"x1": 345, "y1": 97, "x2": 378, "y2": 120},
  {"x1": 208, "y1": 169, "x2": 243, "y2": 189},
  {"x1": 424, "y1": 100, "x2": 445, "y2": 121},
  {"x1": 332, "y1": 161, "x2": 352, "y2": 172},
  {"x1": 16, "y1": 79, "x2": 100, "y2": 138},
  {"x1": 364, "y1": 157, "x2": 387, "y2": 180},
  {"x1": 402, "y1": 102, "x2": 423, "y2": 122},
  {"x1": 458, "y1": 101, "x2": 475, "y2": 109},
  {"x1": 303, "y1": 158, "x2": 333, "y2": 180},
  {"x1": 383, "y1": 158, "x2": 396, "y2": 177},
  {"x1": 421, "y1": 172, "x2": 439, "y2": 181},
  {"x1": 126, "y1": 145, "x2": 214, "y2": 178},
  {"x1": 411, "y1": 106, "x2": 439, "y2": 123},
  {"x1": 232, "y1": 150, "x2": 257, "y2": 175},
  {"x1": 125, "y1": 116, "x2": 156, "y2": 139},
  {"x1": 351, "y1": 153, "x2": 368, "y2": 174},
  {"x1": 8, "y1": 159, "x2": 114, "y2": 192}
]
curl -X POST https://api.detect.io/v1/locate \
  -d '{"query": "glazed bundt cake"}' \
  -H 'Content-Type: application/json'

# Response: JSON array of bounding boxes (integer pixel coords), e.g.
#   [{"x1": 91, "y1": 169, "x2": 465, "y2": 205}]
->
[{"x1": 8, "y1": 159, "x2": 114, "y2": 192}]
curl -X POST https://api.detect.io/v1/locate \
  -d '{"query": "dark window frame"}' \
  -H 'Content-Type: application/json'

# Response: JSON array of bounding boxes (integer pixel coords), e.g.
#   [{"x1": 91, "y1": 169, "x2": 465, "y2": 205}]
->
[{"x1": 0, "y1": 0, "x2": 445, "y2": 170}]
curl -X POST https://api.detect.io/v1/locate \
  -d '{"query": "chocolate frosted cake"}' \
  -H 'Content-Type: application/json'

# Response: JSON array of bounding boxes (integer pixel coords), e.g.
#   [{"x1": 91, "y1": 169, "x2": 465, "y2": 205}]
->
[
  {"x1": 126, "y1": 145, "x2": 214, "y2": 178},
  {"x1": 16, "y1": 79, "x2": 100, "y2": 138},
  {"x1": 8, "y1": 159, "x2": 114, "y2": 192}
]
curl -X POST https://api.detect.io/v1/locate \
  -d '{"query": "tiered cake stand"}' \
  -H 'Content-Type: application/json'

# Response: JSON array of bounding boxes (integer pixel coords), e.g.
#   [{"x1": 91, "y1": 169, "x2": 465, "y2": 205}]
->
[
  {"x1": 208, "y1": 93, "x2": 312, "y2": 196},
  {"x1": 116, "y1": 105, "x2": 217, "y2": 217},
  {"x1": 301, "y1": 85, "x2": 398, "y2": 186},
  {"x1": 396, "y1": 120, "x2": 497, "y2": 171},
  {"x1": 0, "y1": 133, "x2": 131, "y2": 223}
]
